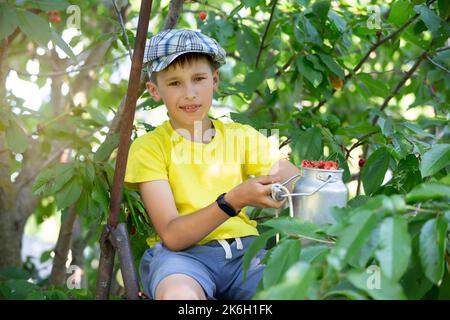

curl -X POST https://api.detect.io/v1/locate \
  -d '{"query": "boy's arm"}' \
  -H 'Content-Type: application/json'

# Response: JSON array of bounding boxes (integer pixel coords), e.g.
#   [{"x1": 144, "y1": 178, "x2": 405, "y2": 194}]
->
[
  {"x1": 269, "y1": 159, "x2": 301, "y2": 192},
  {"x1": 139, "y1": 176, "x2": 284, "y2": 251}
]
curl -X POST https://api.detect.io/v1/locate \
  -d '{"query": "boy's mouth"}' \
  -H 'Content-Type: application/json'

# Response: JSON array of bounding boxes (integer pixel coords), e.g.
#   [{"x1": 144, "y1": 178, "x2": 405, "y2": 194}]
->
[{"x1": 180, "y1": 104, "x2": 201, "y2": 113}]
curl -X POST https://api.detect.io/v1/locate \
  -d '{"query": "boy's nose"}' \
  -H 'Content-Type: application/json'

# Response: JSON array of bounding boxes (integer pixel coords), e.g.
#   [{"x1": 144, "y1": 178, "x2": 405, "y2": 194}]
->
[{"x1": 184, "y1": 83, "x2": 197, "y2": 100}]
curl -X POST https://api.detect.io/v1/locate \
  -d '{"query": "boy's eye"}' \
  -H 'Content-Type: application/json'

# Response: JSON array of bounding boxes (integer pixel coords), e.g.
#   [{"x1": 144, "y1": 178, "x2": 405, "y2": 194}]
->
[
  {"x1": 195, "y1": 77, "x2": 205, "y2": 81},
  {"x1": 168, "y1": 81, "x2": 179, "y2": 86}
]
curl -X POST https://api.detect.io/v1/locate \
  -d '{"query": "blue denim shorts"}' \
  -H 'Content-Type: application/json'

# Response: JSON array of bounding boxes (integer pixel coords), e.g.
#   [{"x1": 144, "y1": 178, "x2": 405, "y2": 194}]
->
[{"x1": 139, "y1": 236, "x2": 266, "y2": 300}]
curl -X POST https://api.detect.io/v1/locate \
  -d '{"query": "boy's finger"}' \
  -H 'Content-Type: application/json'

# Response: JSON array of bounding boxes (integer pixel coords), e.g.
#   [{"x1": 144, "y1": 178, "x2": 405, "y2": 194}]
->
[{"x1": 256, "y1": 175, "x2": 280, "y2": 185}]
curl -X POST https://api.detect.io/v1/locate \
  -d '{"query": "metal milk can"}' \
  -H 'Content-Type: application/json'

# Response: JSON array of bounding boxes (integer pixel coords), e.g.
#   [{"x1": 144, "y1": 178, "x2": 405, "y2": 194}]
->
[
  {"x1": 272, "y1": 167, "x2": 348, "y2": 224},
  {"x1": 291, "y1": 168, "x2": 348, "y2": 224}
]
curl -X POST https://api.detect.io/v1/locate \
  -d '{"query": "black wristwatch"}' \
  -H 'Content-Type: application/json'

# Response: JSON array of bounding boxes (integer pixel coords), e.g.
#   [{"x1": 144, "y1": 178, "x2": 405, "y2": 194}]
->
[{"x1": 216, "y1": 193, "x2": 240, "y2": 217}]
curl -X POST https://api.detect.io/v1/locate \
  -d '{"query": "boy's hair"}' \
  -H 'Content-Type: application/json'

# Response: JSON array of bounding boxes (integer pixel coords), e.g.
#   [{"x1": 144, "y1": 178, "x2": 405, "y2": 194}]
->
[{"x1": 148, "y1": 52, "x2": 220, "y2": 85}]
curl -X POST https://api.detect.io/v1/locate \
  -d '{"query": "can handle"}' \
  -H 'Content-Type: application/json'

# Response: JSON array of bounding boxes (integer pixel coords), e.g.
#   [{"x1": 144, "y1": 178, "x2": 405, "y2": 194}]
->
[{"x1": 283, "y1": 174, "x2": 332, "y2": 198}]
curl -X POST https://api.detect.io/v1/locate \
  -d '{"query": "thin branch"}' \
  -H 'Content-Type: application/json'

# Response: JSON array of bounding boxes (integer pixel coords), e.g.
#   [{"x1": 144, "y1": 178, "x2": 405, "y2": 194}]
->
[
  {"x1": 255, "y1": 0, "x2": 278, "y2": 69},
  {"x1": 15, "y1": 141, "x2": 72, "y2": 191},
  {"x1": 372, "y1": 51, "x2": 427, "y2": 125},
  {"x1": 9, "y1": 54, "x2": 129, "y2": 78},
  {"x1": 427, "y1": 55, "x2": 450, "y2": 74},
  {"x1": 436, "y1": 46, "x2": 450, "y2": 53},
  {"x1": 345, "y1": 131, "x2": 378, "y2": 160},
  {"x1": 112, "y1": 0, "x2": 133, "y2": 60},
  {"x1": 163, "y1": 0, "x2": 184, "y2": 31},
  {"x1": 275, "y1": 53, "x2": 298, "y2": 77},
  {"x1": 311, "y1": 0, "x2": 437, "y2": 113}
]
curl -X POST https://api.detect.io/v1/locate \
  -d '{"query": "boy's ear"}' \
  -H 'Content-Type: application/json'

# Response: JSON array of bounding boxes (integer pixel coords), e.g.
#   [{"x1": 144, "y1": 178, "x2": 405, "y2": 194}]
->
[
  {"x1": 146, "y1": 81, "x2": 161, "y2": 102},
  {"x1": 212, "y1": 69, "x2": 220, "y2": 91}
]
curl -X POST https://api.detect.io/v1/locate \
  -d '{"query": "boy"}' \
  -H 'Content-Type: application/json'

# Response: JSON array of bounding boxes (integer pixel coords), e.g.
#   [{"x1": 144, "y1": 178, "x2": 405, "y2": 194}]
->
[{"x1": 125, "y1": 29, "x2": 300, "y2": 300}]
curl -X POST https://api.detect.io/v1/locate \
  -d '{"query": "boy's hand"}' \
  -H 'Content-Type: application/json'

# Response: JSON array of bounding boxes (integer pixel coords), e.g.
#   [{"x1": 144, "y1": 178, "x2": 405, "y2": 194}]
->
[{"x1": 225, "y1": 175, "x2": 286, "y2": 211}]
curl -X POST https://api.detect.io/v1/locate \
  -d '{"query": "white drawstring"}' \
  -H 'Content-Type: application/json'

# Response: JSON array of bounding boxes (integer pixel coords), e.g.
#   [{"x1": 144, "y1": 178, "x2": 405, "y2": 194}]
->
[
  {"x1": 235, "y1": 237, "x2": 243, "y2": 250},
  {"x1": 217, "y1": 238, "x2": 244, "y2": 259},
  {"x1": 217, "y1": 240, "x2": 232, "y2": 259}
]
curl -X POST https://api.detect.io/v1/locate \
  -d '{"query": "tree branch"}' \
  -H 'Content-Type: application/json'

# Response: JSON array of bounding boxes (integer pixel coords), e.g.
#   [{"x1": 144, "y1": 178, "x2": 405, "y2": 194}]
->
[
  {"x1": 345, "y1": 131, "x2": 378, "y2": 160},
  {"x1": 311, "y1": 0, "x2": 437, "y2": 113},
  {"x1": 255, "y1": 0, "x2": 278, "y2": 69},
  {"x1": 372, "y1": 51, "x2": 427, "y2": 126},
  {"x1": 163, "y1": 0, "x2": 184, "y2": 31},
  {"x1": 107, "y1": 0, "x2": 183, "y2": 139}
]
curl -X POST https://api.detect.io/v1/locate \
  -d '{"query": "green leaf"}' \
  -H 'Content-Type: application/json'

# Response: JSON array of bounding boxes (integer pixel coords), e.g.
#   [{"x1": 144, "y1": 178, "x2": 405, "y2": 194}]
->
[
  {"x1": 5, "y1": 118, "x2": 29, "y2": 154},
  {"x1": 294, "y1": 14, "x2": 322, "y2": 46},
  {"x1": 0, "y1": 4, "x2": 18, "y2": 41},
  {"x1": 328, "y1": 210, "x2": 379, "y2": 270},
  {"x1": 84, "y1": 161, "x2": 96, "y2": 185},
  {"x1": 55, "y1": 177, "x2": 82, "y2": 209},
  {"x1": 437, "y1": 0, "x2": 450, "y2": 18},
  {"x1": 242, "y1": 229, "x2": 277, "y2": 281},
  {"x1": 361, "y1": 147, "x2": 391, "y2": 195},
  {"x1": 312, "y1": 0, "x2": 330, "y2": 20},
  {"x1": 32, "y1": 163, "x2": 74, "y2": 195},
  {"x1": 358, "y1": 74, "x2": 389, "y2": 98},
  {"x1": 17, "y1": 10, "x2": 51, "y2": 47},
  {"x1": 94, "y1": 133, "x2": 120, "y2": 162},
  {"x1": 414, "y1": 4, "x2": 442, "y2": 32},
  {"x1": 242, "y1": 69, "x2": 265, "y2": 95},
  {"x1": 262, "y1": 217, "x2": 328, "y2": 242},
  {"x1": 236, "y1": 25, "x2": 258, "y2": 66},
  {"x1": 40, "y1": 250, "x2": 53, "y2": 263},
  {"x1": 86, "y1": 106, "x2": 109, "y2": 127},
  {"x1": 406, "y1": 182, "x2": 450, "y2": 203},
  {"x1": 0, "y1": 279, "x2": 40, "y2": 300},
  {"x1": 349, "y1": 223, "x2": 381, "y2": 268},
  {"x1": 401, "y1": 238, "x2": 434, "y2": 299},
  {"x1": 420, "y1": 144, "x2": 450, "y2": 177},
  {"x1": 263, "y1": 239, "x2": 301, "y2": 288},
  {"x1": 299, "y1": 244, "x2": 329, "y2": 263},
  {"x1": 388, "y1": 0, "x2": 412, "y2": 25},
  {"x1": 419, "y1": 217, "x2": 448, "y2": 284},
  {"x1": 91, "y1": 178, "x2": 110, "y2": 216},
  {"x1": 401, "y1": 122, "x2": 433, "y2": 138},
  {"x1": 328, "y1": 10, "x2": 346, "y2": 32},
  {"x1": 25, "y1": 0, "x2": 71, "y2": 11},
  {"x1": 293, "y1": 127, "x2": 323, "y2": 163},
  {"x1": 50, "y1": 30, "x2": 78, "y2": 63},
  {"x1": 52, "y1": 165, "x2": 76, "y2": 193},
  {"x1": 347, "y1": 270, "x2": 407, "y2": 300},
  {"x1": 318, "y1": 53, "x2": 345, "y2": 79},
  {"x1": 375, "y1": 216, "x2": 411, "y2": 281},
  {"x1": 296, "y1": 56, "x2": 323, "y2": 87},
  {"x1": 255, "y1": 262, "x2": 315, "y2": 299},
  {"x1": 0, "y1": 267, "x2": 31, "y2": 281}
]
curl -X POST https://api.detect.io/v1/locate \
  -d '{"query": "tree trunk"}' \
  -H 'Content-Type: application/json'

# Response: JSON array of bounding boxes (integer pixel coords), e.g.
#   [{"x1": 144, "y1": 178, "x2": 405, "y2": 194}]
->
[
  {"x1": 48, "y1": 205, "x2": 77, "y2": 287},
  {"x1": 0, "y1": 209, "x2": 26, "y2": 267},
  {"x1": 70, "y1": 216, "x2": 87, "y2": 288}
]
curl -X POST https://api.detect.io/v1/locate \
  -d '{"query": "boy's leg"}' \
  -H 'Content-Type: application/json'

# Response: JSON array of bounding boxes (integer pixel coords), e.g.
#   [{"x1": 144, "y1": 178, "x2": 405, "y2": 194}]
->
[
  {"x1": 140, "y1": 243, "x2": 217, "y2": 299},
  {"x1": 155, "y1": 274, "x2": 207, "y2": 300},
  {"x1": 217, "y1": 237, "x2": 267, "y2": 300},
  {"x1": 225, "y1": 249, "x2": 266, "y2": 300}
]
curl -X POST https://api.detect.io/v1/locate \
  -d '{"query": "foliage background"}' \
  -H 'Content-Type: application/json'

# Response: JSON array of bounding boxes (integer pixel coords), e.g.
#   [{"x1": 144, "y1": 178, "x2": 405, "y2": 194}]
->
[{"x1": 0, "y1": 0, "x2": 449, "y2": 299}]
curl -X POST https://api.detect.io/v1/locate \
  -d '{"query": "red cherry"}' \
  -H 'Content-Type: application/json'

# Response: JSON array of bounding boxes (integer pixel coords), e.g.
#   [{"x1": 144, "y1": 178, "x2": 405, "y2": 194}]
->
[
  {"x1": 199, "y1": 11, "x2": 207, "y2": 21},
  {"x1": 359, "y1": 159, "x2": 365, "y2": 168},
  {"x1": 431, "y1": 84, "x2": 437, "y2": 93},
  {"x1": 48, "y1": 11, "x2": 61, "y2": 23}
]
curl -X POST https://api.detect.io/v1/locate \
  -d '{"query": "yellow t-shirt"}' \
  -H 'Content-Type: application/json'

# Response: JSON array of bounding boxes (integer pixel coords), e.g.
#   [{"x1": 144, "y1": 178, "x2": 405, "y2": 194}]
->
[{"x1": 125, "y1": 119, "x2": 287, "y2": 247}]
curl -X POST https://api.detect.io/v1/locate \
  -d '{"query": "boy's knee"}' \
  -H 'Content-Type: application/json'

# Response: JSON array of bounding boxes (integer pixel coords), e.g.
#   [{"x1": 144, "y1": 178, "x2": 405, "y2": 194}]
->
[
  {"x1": 155, "y1": 276, "x2": 207, "y2": 300},
  {"x1": 156, "y1": 284, "x2": 206, "y2": 300}
]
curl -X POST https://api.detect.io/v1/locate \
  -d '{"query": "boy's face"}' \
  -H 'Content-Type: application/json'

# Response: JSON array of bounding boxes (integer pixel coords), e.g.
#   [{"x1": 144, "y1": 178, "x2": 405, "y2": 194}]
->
[{"x1": 146, "y1": 57, "x2": 219, "y2": 130}]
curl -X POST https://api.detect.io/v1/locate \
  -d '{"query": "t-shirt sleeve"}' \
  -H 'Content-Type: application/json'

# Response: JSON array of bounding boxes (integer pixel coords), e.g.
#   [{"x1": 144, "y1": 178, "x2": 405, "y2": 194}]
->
[
  {"x1": 242, "y1": 125, "x2": 288, "y2": 177},
  {"x1": 124, "y1": 134, "x2": 168, "y2": 190}
]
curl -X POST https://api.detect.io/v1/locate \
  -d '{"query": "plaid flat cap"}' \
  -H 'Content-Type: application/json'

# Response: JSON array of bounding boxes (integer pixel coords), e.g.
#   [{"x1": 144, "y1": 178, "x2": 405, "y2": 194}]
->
[{"x1": 143, "y1": 29, "x2": 226, "y2": 75}]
